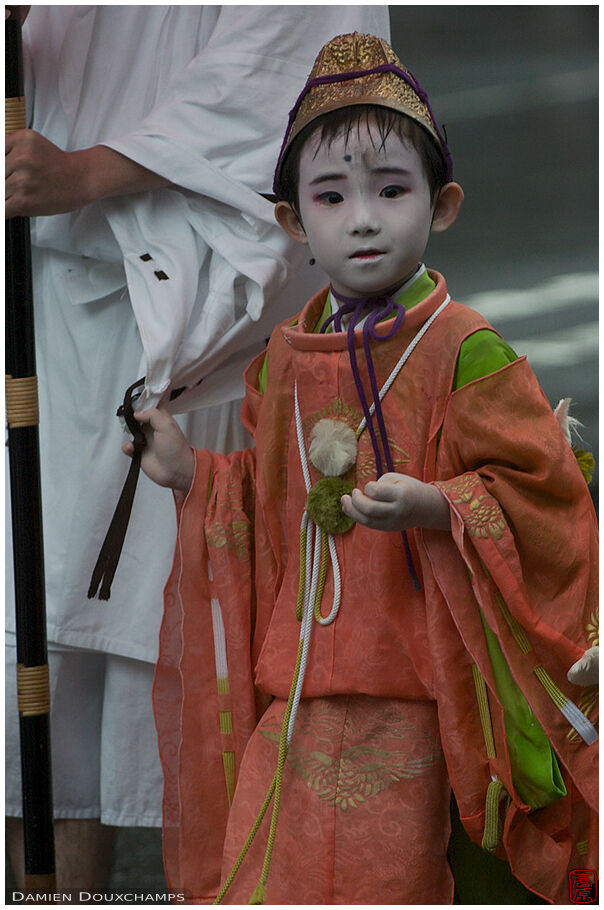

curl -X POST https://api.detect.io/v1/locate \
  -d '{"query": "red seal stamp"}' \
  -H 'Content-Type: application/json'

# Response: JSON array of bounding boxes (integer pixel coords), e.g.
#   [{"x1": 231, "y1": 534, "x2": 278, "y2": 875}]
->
[{"x1": 569, "y1": 870, "x2": 598, "y2": 903}]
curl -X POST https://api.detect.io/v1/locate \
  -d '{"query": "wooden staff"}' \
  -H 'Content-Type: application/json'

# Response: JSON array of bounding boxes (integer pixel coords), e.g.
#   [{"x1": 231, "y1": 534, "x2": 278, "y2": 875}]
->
[{"x1": 5, "y1": 6, "x2": 56, "y2": 895}]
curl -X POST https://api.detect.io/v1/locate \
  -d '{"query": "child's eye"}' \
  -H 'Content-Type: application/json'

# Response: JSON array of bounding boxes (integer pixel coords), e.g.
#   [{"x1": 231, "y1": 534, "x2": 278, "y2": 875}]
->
[
  {"x1": 380, "y1": 185, "x2": 405, "y2": 198},
  {"x1": 316, "y1": 191, "x2": 343, "y2": 205}
]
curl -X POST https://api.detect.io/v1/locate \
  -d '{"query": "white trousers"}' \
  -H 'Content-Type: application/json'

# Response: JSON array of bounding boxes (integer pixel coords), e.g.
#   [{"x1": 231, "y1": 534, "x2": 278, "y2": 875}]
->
[{"x1": 5, "y1": 639, "x2": 163, "y2": 827}]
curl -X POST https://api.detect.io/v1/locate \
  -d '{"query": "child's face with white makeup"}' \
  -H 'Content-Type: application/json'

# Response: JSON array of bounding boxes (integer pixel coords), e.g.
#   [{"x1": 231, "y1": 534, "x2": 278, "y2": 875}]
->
[{"x1": 292, "y1": 119, "x2": 437, "y2": 298}]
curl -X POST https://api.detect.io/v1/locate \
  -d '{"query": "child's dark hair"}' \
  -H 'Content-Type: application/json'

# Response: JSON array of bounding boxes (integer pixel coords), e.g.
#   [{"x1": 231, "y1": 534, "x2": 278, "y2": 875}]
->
[{"x1": 278, "y1": 104, "x2": 448, "y2": 219}]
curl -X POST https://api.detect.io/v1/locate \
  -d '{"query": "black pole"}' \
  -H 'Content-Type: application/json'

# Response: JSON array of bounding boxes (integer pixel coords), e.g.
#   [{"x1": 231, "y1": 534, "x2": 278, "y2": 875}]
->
[{"x1": 6, "y1": 6, "x2": 56, "y2": 896}]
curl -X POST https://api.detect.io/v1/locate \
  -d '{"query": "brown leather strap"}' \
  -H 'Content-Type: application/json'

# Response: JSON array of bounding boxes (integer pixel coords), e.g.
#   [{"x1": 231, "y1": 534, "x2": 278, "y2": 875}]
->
[{"x1": 88, "y1": 378, "x2": 146, "y2": 600}]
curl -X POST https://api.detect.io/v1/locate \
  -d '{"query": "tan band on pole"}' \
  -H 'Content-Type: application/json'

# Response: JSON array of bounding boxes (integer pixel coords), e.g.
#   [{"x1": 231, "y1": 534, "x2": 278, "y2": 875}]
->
[
  {"x1": 6, "y1": 95, "x2": 26, "y2": 134},
  {"x1": 6, "y1": 374, "x2": 40, "y2": 427},
  {"x1": 17, "y1": 663, "x2": 51, "y2": 716}
]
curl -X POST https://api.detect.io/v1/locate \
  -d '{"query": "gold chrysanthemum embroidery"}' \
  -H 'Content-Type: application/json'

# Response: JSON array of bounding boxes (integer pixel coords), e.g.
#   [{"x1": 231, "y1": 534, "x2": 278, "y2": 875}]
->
[
  {"x1": 438, "y1": 472, "x2": 481, "y2": 503},
  {"x1": 437, "y1": 474, "x2": 507, "y2": 540},
  {"x1": 465, "y1": 496, "x2": 507, "y2": 540},
  {"x1": 585, "y1": 609, "x2": 599, "y2": 647},
  {"x1": 302, "y1": 397, "x2": 361, "y2": 441},
  {"x1": 357, "y1": 439, "x2": 410, "y2": 484},
  {"x1": 260, "y1": 706, "x2": 442, "y2": 810},
  {"x1": 206, "y1": 519, "x2": 251, "y2": 560}
]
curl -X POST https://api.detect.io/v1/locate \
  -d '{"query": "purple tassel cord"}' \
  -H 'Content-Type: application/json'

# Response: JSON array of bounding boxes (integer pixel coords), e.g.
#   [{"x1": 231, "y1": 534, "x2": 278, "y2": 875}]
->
[{"x1": 321, "y1": 289, "x2": 421, "y2": 590}]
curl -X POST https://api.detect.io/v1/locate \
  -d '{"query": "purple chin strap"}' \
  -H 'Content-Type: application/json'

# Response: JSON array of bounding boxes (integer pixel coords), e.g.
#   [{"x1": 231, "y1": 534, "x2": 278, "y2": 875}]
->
[{"x1": 321, "y1": 287, "x2": 421, "y2": 591}]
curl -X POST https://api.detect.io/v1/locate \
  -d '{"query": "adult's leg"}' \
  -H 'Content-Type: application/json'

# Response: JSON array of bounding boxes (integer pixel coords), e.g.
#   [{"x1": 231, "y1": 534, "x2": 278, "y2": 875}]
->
[
  {"x1": 6, "y1": 817, "x2": 116, "y2": 901},
  {"x1": 5, "y1": 644, "x2": 115, "y2": 898}
]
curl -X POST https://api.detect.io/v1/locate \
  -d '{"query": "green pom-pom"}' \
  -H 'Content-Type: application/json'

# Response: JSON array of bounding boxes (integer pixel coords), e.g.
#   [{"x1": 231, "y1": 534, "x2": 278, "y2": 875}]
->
[
  {"x1": 249, "y1": 883, "x2": 267, "y2": 904},
  {"x1": 306, "y1": 477, "x2": 354, "y2": 535},
  {"x1": 572, "y1": 445, "x2": 596, "y2": 485}
]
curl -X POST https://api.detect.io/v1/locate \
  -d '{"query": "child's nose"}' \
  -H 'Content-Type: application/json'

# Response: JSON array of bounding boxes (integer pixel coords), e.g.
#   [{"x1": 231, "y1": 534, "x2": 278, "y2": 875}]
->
[{"x1": 348, "y1": 197, "x2": 380, "y2": 235}]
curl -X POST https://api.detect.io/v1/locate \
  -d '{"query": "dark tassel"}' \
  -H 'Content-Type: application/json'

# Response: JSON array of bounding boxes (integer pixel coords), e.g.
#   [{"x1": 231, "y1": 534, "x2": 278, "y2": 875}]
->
[{"x1": 88, "y1": 378, "x2": 146, "y2": 600}]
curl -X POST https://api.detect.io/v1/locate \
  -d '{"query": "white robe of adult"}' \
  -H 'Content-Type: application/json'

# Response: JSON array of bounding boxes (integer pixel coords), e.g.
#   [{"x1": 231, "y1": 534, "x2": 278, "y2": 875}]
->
[{"x1": 6, "y1": 5, "x2": 391, "y2": 662}]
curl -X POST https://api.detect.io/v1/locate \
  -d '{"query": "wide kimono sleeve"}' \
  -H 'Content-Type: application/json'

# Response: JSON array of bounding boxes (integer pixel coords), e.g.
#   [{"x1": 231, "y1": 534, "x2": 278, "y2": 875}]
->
[
  {"x1": 420, "y1": 356, "x2": 598, "y2": 903},
  {"x1": 153, "y1": 444, "x2": 272, "y2": 902},
  {"x1": 99, "y1": 5, "x2": 391, "y2": 415}
]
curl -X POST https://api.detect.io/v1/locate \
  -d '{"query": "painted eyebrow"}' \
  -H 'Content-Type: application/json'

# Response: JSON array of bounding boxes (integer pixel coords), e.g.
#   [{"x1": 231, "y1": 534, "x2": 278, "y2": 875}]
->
[
  {"x1": 307, "y1": 166, "x2": 412, "y2": 187},
  {"x1": 371, "y1": 166, "x2": 412, "y2": 177},
  {"x1": 308, "y1": 172, "x2": 347, "y2": 186}
]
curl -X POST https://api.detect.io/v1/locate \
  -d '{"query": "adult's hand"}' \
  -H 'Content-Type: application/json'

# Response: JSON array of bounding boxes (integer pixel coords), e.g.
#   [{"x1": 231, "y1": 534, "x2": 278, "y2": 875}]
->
[
  {"x1": 5, "y1": 131, "x2": 171, "y2": 218},
  {"x1": 5, "y1": 6, "x2": 30, "y2": 25}
]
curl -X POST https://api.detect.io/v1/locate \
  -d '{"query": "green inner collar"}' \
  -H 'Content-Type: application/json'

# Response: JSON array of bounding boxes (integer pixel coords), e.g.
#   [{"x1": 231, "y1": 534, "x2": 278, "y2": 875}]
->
[{"x1": 317, "y1": 267, "x2": 436, "y2": 333}]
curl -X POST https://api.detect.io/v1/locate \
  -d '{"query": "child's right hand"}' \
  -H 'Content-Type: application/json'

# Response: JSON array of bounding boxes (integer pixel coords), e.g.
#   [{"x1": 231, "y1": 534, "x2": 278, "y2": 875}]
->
[{"x1": 122, "y1": 407, "x2": 195, "y2": 493}]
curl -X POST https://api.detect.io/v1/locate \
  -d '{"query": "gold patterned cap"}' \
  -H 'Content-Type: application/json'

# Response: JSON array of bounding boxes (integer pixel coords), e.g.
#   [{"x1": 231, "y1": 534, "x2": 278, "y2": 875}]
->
[{"x1": 273, "y1": 32, "x2": 452, "y2": 196}]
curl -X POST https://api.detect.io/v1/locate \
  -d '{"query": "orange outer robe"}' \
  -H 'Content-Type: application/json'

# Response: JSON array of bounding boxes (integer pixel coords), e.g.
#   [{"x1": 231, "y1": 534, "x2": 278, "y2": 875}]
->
[{"x1": 153, "y1": 271, "x2": 598, "y2": 903}]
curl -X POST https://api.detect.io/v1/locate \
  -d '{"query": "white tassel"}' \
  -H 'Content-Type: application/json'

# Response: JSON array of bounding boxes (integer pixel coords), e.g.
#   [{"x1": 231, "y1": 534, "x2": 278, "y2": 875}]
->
[
  {"x1": 554, "y1": 398, "x2": 584, "y2": 445},
  {"x1": 309, "y1": 419, "x2": 357, "y2": 477}
]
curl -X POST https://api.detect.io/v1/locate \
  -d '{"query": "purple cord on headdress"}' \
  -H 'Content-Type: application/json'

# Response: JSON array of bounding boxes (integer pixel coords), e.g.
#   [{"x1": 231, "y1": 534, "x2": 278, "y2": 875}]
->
[
  {"x1": 321, "y1": 287, "x2": 421, "y2": 591},
  {"x1": 273, "y1": 63, "x2": 453, "y2": 197}
]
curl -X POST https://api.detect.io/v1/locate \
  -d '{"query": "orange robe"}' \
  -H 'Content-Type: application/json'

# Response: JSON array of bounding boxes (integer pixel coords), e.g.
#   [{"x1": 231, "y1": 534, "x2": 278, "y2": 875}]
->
[{"x1": 154, "y1": 272, "x2": 598, "y2": 904}]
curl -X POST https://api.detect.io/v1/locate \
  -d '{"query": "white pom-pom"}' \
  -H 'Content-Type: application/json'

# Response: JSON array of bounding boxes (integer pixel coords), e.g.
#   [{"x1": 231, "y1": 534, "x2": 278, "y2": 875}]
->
[{"x1": 309, "y1": 419, "x2": 357, "y2": 477}]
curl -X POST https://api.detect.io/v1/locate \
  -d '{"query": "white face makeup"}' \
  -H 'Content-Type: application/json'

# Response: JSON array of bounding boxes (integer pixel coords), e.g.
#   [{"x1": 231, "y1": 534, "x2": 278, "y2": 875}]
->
[{"x1": 296, "y1": 119, "x2": 435, "y2": 298}]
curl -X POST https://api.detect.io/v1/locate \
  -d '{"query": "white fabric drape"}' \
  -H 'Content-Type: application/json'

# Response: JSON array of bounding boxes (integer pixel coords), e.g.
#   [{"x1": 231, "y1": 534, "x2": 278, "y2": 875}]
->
[{"x1": 6, "y1": 5, "x2": 390, "y2": 660}]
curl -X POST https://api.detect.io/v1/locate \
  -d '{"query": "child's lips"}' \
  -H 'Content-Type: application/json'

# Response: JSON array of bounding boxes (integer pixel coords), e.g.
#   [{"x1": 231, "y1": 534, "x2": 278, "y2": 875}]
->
[{"x1": 349, "y1": 249, "x2": 386, "y2": 260}]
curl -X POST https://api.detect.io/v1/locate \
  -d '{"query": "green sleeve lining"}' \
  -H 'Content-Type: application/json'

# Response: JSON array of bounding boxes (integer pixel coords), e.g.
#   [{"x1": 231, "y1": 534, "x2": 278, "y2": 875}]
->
[
  {"x1": 258, "y1": 329, "x2": 517, "y2": 396},
  {"x1": 453, "y1": 330, "x2": 517, "y2": 390},
  {"x1": 479, "y1": 609, "x2": 566, "y2": 810}
]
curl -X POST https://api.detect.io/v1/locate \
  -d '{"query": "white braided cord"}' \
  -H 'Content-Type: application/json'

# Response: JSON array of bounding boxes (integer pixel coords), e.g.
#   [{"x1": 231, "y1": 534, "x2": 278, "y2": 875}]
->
[
  {"x1": 294, "y1": 381, "x2": 312, "y2": 493},
  {"x1": 358, "y1": 295, "x2": 451, "y2": 434},
  {"x1": 560, "y1": 699, "x2": 598, "y2": 745},
  {"x1": 315, "y1": 533, "x2": 342, "y2": 626}
]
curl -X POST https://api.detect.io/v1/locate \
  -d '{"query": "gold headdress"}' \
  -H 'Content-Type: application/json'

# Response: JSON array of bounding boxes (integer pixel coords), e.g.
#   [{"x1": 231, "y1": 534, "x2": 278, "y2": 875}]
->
[{"x1": 273, "y1": 32, "x2": 452, "y2": 196}]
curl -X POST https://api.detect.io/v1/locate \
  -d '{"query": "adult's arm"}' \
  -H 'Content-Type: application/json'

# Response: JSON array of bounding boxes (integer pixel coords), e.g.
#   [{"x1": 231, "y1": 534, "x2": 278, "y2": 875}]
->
[
  {"x1": 5, "y1": 132, "x2": 170, "y2": 218},
  {"x1": 99, "y1": 5, "x2": 391, "y2": 196},
  {"x1": 8, "y1": 6, "x2": 389, "y2": 219}
]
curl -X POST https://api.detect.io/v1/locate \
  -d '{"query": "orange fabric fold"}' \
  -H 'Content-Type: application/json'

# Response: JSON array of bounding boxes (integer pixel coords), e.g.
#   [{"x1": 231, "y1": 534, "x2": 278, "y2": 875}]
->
[{"x1": 153, "y1": 272, "x2": 597, "y2": 904}]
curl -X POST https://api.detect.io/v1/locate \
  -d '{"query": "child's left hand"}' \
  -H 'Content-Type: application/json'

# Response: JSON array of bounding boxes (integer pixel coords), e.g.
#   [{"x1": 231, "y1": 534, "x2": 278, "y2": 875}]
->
[
  {"x1": 340, "y1": 473, "x2": 451, "y2": 532},
  {"x1": 567, "y1": 646, "x2": 599, "y2": 686}
]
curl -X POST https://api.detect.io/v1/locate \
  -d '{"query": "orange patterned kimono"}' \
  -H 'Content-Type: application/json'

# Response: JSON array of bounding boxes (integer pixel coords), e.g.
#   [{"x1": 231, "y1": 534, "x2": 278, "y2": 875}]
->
[{"x1": 154, "y1": 272, "x2": 598, "y2": 904}]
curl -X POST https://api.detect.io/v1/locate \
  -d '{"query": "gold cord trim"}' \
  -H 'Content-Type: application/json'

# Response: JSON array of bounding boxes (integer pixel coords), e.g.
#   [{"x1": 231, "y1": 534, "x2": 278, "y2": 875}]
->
[
  {"x1": 576, "y1": 839, "x2": 588, "y2": 856},
  {"x1": 6, "y1": 375, "x2": 40, "y2": 428},
  {"x1": 313, "y1": 530, "x2": 329, "y2": 622},
  {"x1": 219, "y1": 711, "x2": 233, "y2": 735},
  {"x1": 495, "y1": 593, "x2": 532, "y2": 653},
  {"x1": 472, "y1": 664, "x2": 497, "y2": 759},
  {"x1": 472, "y1": 664, "x2": 505, "y2": 853},
  {"x1": 533, "y1": 665, "x2": 567, "y2": 709},
  {"x1": 482, "y1": 778, "x2": 504, "y2": 852},
  {"x1": 217, "y1": 676, "x2": 229, "y2": 695},
  {"x1": 222, "y1": 751, "x2": 235, "y2": 806},
  {"x1": 296, "y1": 523, "x2": 307, "y2": 621},
  {"x1": 6, "y1": 96, "x2": 26, "y2": 134},
  {"x1": 16, "y1": 663, "x2": 50, "y2": 716}
]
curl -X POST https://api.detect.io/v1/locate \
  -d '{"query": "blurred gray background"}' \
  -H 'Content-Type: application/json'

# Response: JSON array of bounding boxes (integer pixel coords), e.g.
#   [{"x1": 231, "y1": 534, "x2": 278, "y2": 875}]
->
[
  {"x1": 392, "y1": 5, "x2": 598, "y2": 496},
  {"x1": 6, "y1": 5, "x2": 597, "y2": 905}
]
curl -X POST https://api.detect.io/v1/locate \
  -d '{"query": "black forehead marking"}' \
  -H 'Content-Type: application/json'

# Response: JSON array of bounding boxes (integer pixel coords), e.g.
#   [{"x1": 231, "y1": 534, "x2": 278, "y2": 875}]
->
[{"x1": 343, "y1": 154, "x2": 352, "y2": 162}]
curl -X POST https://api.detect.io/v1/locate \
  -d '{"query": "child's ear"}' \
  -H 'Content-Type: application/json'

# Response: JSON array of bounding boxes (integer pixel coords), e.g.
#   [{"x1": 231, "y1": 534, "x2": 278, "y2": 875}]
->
[
  {"x1": 275, "y1": 201, "x2": 308, "y2": 245},
  {"x1": 430, "y1": 182, "x2": 464, "y2": 234}
]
